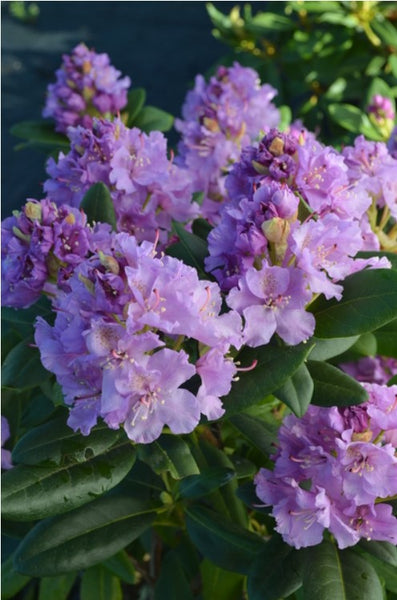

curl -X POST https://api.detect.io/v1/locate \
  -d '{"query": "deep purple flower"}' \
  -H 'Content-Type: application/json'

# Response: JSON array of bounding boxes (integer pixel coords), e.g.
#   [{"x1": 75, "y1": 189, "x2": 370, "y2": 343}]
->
[{"x1": 43, "y1": 43, "x2": 131, "y2": 133}]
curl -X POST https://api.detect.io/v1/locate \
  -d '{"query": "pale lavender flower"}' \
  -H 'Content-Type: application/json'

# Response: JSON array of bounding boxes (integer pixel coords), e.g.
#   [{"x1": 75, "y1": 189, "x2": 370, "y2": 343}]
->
[
  {"x1": 1, "y1": 416, "x2": 13, "y2": 470},
  {"x1": 43, "y1": 43, "x2": 130, "y2": 133}
]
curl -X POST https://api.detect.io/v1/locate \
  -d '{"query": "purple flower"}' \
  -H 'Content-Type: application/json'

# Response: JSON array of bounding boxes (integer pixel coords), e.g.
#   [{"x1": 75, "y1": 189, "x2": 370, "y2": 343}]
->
[
  {"x1": 43, "y1": 43, "x2": 131, "y2": 133},
  {"x1": 227, "y1": 263, "x2": 315, "y2": 346},
  {"x1": 340, "y1": 356, "x2": 397, "y2": 386},
  {"x1": 1, "y1": 416, "x2": 13, "y2": 470},
  {"x1": 387, "y1": 125, "x2": 397, "y2": 159},
  {"x1": 175, "y1": 62, "x2": 280, "y2": 221}
]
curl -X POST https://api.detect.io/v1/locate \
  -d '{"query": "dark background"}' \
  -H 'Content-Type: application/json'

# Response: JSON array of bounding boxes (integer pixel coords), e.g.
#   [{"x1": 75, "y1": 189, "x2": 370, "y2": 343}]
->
[{"x1": 2, "y1": 1, "x2": 252, "y2": 218}]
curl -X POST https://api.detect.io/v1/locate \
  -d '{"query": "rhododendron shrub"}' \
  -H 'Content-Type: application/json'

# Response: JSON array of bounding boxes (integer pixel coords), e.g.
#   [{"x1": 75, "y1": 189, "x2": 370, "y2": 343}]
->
[{"x1": 2, "y1": 41, "x2": 397, "y2": 600}]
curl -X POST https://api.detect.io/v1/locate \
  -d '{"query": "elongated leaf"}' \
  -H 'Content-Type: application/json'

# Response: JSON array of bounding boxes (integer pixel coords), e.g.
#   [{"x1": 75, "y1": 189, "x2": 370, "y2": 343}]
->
[
  {"x1": 228, "y1": 412, "x2": 279, "y2": 456},
  {"x1": 137, "y1": 433, "x2": 199, "y2": 479},
  {"x1": 1, "y1": 554, "x2": 31, "y2": 599},
  {"x1": 80, "y1": 182, "x2": 117, "y2": 230},
  {"x1": 14, "y1": 494, "x2": 158, "y2": 576},
  {"x1": 178, "y1": 467, "x2": 235, "y2": 500},
  {"x1": 81, "y1": 565, "x2": 122, "y2": 600},
  {"x1": 124, "y1": 87, "x2": 146, "y2": 125},
  {"x1": 2, "y1": 296, "x2": 53, "y2": 339},
  {"x1": 274, "y1": 363, "x2": 313, "y2": 417},
  {"x1": 167, "y1": 221, "x2": 209, "y2": 277},
  {"x1": 309, "y1": 336, "x2": 360, "y2": 361},
  {"x1": 103, "y1": 550, "x2": 136, "y2": 585},
  {"x1": 328, "y1": 103, "x2": 382, "y2": 139},
  {"x1": 2, "y1": 338, "x2": 51, "y2": 390},
  {"x1": 154, "y1": 550, "x2": 194, "y2": 600},
  {"x1": 358, "y1": 540, "x2": 397, "y2": 567},
  {"x1": 365, "y1": 553, "x2": 397, "y2": 594},
  {"x1": 38, "y1": 573, "x2": 76, "y2": 600},
  {"x1": 374, "y1": 318, "x2": 397, "y2": 358},
  {"x1": 133, "y1": 105, "x2": 173, "y2": 133},
  {"x1": 10, "y1": 120, "x2": 69, "y2": 147},
  {"x1": 225, "y1": 341, "x2": 314, "y2": 415},
  {"x1": 371, "y1": 17, "x2": 397, "y2": 48},
  {"x1": 307, "y1": 360, "x2": 368, "y2": 407},
  {"x1": 302, "y1": 540, "x2": 383, "y2": 600},
  {"x1": 200, "y1": 559, "x2": 245, "y2": 600},
  {"x1": 247, "y1": 535, "x2": 302, "y2": 600},
  {"x1": 2, "y1": 444, "x2": 136, "y2": 520},
  {"x1": 185, "y1": 505, "x2": 264, "y2": 574},
  {"x1": 12, "y1": 417, "x2": 121, "y2": 466},
  {"x1": 310, "y1": 269, "x2": 397, "y2": 338}
]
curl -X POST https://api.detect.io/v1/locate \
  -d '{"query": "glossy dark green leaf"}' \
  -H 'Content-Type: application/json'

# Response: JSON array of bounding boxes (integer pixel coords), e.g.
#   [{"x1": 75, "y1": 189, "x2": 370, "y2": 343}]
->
[
  {"x1": 1, "y1": 554, "x2": 31, "y2": 599},
  {"x1": 81, "y1": 565, "x2": 122, "y2": 600},
  {"x1": 178, "y1": 467, "x2": 235, "y2": 500},
  {"x1": 38, "y1": 573, "x2": 76, "y2": 600},
  {"x1": 274, "y1": 363, "x2": 313, "y2": 417},
  {"x1": 167, "y1": 222, "x2": 209, "y2": 276},
  {"x1": 185, "y1": 505, "x2": 264, "y2": 574},
  {"x1": 328, "y1": 103, "x2": 382, "y2": 139},
  {"x1": 247, "y1": 535, "x2": 302, "y2": 600},
  {"x1": 302, "y1": 540, "x2": 383, "y2": 600},
  {"x1": 365, "y1": 554, "x2": 397, "y2": 594},
  {"x1": 191, "y1": 218, "x2": 212, "y2": 241},
  {"x1": 137, "y1": 433, "x2": 199, "y2": 479},
  {"x1": 374, "y1": 318, "x2": 397, "y2": 358},
  {"x1": 2, "y1": 444, "x2": 136, "y2": 520},
  {"x1": 10, "y1": 120, "x2": 69, "y2": 148},
  {"x1": 2, "y1": 296, "x2": 53, "y2": 339},
  {"x1": 124, "y1": 87, "x2": 146, "y2": 125},
  {"x1": 310, "y1": 269, "x2": 397, "y2": 338},
  {"x1": 154, "y1": 550, "x2": 194, "y2": 600},
  {"x1": 80, "y1": 182, "x2": 117, "y2": 230},
  {"x1": 225, "y1": 341, "x2": 314, "y2": 415},
  {"x1": 2, "y1": 338, "x2": 51, "y2": 390},
  {"x1": 12, "y1": 417, "x2": 121, "y2": 466},
  {"x1": 14, "y1": 494, "x2": 158, "y2": 576},
  {"x1": 358, "y1": 540, "x2": 397, "y2": 567},
  {"x1": 200, "y1": 559, "x2": 245, "y2": 600},
  {"x1": 309, "y1": 336, "x2": 360, "y2": 361},
  {"x1": 307, "y1": 360, "x2": 368, "y2": 407},
  {"x1": 228, "y1": 412, "x2": 279, "y2": 456},
  {"x1": 103, "y1": 550, "x2": 136, "y2": 585},
  {"x1": 133, "y1": 105, "x2": 173, "y2": 133}
]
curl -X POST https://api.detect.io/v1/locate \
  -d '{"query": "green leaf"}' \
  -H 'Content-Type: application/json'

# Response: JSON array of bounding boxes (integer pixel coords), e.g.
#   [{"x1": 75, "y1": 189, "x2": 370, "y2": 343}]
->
[
  {"x1": 185, "y1": 504, "x2": 265, "y2": 574},
  {"x1": 224, "y1": 341, "x2": 315, "y2": 415},
  {"x1": 124, "y1": 87, "x2": 146, "y2": 125},
  {"x1": 12, "y1": 417, "x2": 121, "y2": 466},
  {"x1": 137, "y1": 433, "x2": 199, "y2": 479},
  {"x1": 1, "y1": 553, "x2": 31, "y2": 599},
  {"x1": 248, "y1": 12, "x2": 294, "y2": 32},
  {"x1": 358, "y1": 540, "x2": 397, "y2": 567},
  {"x1": 10, "y1": 120, "x2": 69, "y2": 148},
  {"x1": 154, "y1": 550, "x2": 194, "y2": 600},
  {"x1": 81, "y1": 565, "x2": 122, "y2": 600},
  {"x1": 309, "y1": 336, "x2": 360, "y2": 361},
  {"x1": 133, "y1": 105, "x2": 173, "y2": 133},
  {"x1": 228, "y1": 412, "x2": 279, "y2": 457},
  {"x1": 274, "y1": 363, "x2": 313, "y2": 417},
  {"x1": 200, "y1": 559, "x2": 245, "y2": 600},
  {"x1": 2, "y1": 443, "x2": 136, "y2": 520},
  {"x1": 278, "y1": 105, "x2": 292, "y2": 130},
  {"x1": 38, "y1": 573, "x2": 76, "y2": 600},
  {"x1": 307, "y1": 360, "x2": 368, "y2": 407},
  {"x1": 310, "y1": 269, "x2": 397, "y2": 338},
  {"x1": 371, "y1": 17, "x2": 397, "y2": 49},
  {"x1": 247, "y1": 535, "x2": 302, "y2": 600},
  {"x1": 167, "y1": 222, "x2": 209, "y2": 276},
  {"x1": 191, "y1": 218, "x2": 212, "y2": 241},
  {"x1": 178, "y1": 467, "x2": 235, "y2": 500},
  {"x1": 364, "y1": 554, "x2": 397, "y2": 594},
  {"x1": 328, "y1": 103, "x2": 383, "y2": 139},
  {"x1": 2, "y1": 296, "x2": 53, "y2": 340},
  {"x1": 102, "y1": 550, "x2": 136, "y2": 585},
  {"x1": 302, "y1": 540, "x2": 383, "y2": 600},
  {"x1": 348, "y1": 332, "x2": 377, "y2": 357},
  {"x1": 14, "y1": 494, "x2": 158, "y2": 576},
  {"x1": 80, "y1": 182, "x2": 117, "y2": 230},
  {"x1": 2, "y1": 338, "x2": 51, "y2": 390},
  {"x1": 374, "y1": 318, "x2": 397, "y2": 357}
]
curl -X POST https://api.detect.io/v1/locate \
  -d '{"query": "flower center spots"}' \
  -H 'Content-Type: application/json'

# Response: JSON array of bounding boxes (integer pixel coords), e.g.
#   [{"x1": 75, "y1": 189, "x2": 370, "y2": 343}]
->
[{"x1": 345, "y1": 448, "x2": 374, "y2": 475}]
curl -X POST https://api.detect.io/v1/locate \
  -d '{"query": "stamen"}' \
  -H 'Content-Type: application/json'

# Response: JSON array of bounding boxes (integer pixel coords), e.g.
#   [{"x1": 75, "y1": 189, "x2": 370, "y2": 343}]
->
[
  {"x1": 200, "y1": 286, "x2": 211, "y2": 312},
  {"x1": 236, "y1": 359, "x2": 258, "y2": 372},
  {"x1": 151, "y1": 288, "x2": 161, "y2": 311}
]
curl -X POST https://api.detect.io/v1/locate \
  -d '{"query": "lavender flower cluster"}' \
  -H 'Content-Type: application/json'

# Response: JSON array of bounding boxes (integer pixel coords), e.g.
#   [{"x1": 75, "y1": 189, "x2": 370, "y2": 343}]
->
[
  {"x1": 175, "y1": 62, "x2": 280, "y2": 222},
  {"x1": 206, "y1": 129, "x2": 396, "y2": 347},
  {"x1": 43, "y1": 43, "x2": 131, "y2": 133},
  {"x1": 34, "y1": 232, "x2": 242, "y2": 443},
  {"x1": 255, "y1": 357, "x2": 397, "y2": 549},
  {"x1": 44, "y1": 118, "x2": 198, "y2": 246}
]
